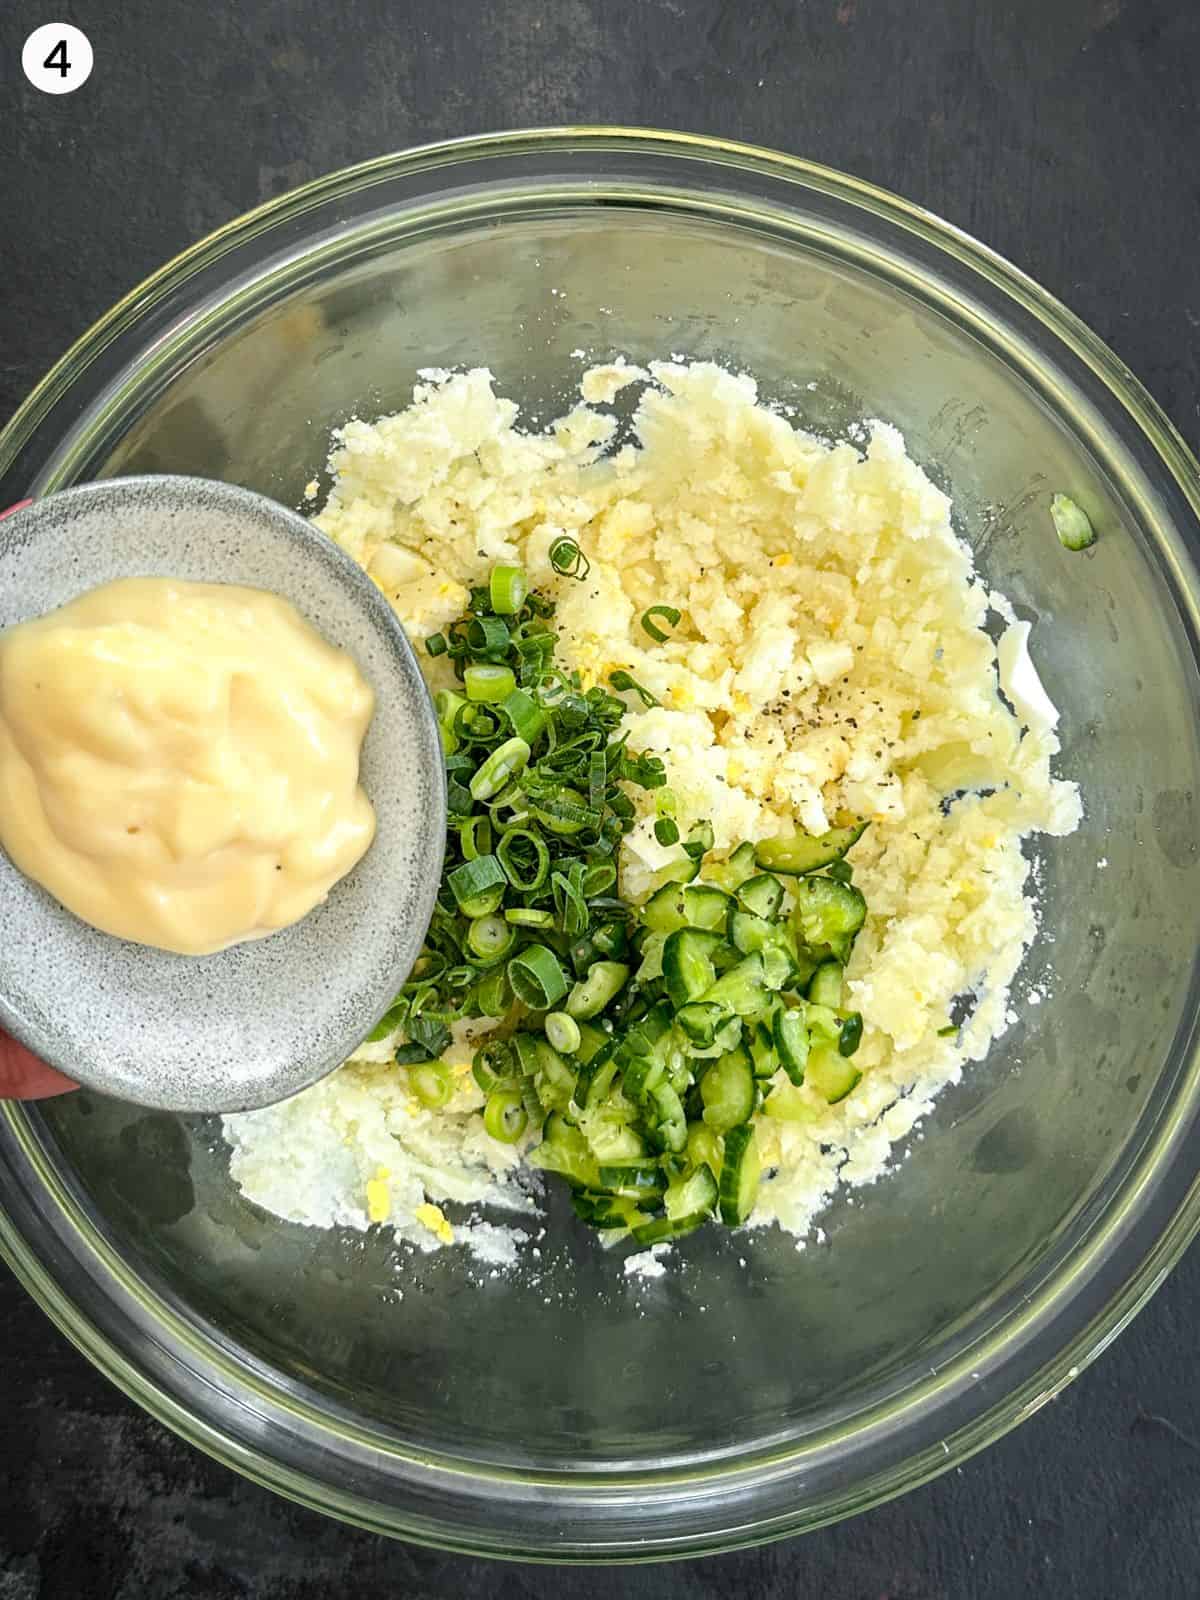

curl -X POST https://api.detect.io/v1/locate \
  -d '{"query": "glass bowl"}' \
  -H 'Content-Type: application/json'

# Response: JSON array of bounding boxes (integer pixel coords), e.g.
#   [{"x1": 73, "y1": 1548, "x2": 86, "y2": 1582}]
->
[{"x1": 2, "y1": 129, "x2": 1199, "y2": 1562}]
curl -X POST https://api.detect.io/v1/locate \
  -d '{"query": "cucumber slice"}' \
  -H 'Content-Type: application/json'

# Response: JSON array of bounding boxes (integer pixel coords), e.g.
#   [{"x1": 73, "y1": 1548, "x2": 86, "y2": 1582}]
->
[
  {"x1": 686, "y1": 1121, "x2": 724, "y2": 1176},
  {"x1": 566, "y1": 960, "x2": 631, "y2": 1019},
  {"x1": 529, "y1": 1114, "x2": 601, "y2": 1188},
  {"x1": 755, "y1": 823, "x2": 865, "y2": 876},
  {"x1": 807, "y1": 960, "x2": 844, "y2": 1009},
  {"x1": 702, "y1": 840, "x2": 758, "y2": 892},
  {"x1": 736, "y1": 872, "x2": 785, "y2": 920},
  {"x1": 573, "y1": 1191, "x2": 648, "y2": 1229},
  {"x1": 748, "y1": 1019, "x2": 779, "y2": 1079},
  {"x1": 647, "y1": 1081, "x2": 688, "y2": 1152},
  {"x1": 773, "y1": 1005, "x2": 810, "y2": 1085},
  {"x1": 664, "y1": 1161, "x2": 719, "y2": 1220},
  {"x1": 698, "y1": 951, "x2": 768, "y2": 1017},
  {"x1": 621, "y1": 1053, "x2": 666, "y2": 1103},
  {"x1": 648, "y1": 854, "x2": 701, "y2": 891},
  {"x1": 675, "y1": 1001, "x2": 727, "y2": 1047},
  {"x1": 662, "y1": 928, "x2": 725, "y2": 1008},
  {"x1": 728, "y1": 908, "x2": 773, "y2": 955},
  {"x1": 574, "y1": 1038, "x2": 618, "y2": 1107},
  {"x1": 763, "y1": 1081, "x2": 817, "y2": 1122},
  {"x1": 598, "y1": 1163, "x2": 667, "y2": 1201},
  {"x1": 700, "y1": 1045, "x2": 756, "y2": 1131},
  {"x1": 685, "y1": 1014, "x2": 744, "y2": 1060},
  {"x1": 806, "y1": 1043, "x2": 862, "y2": 1104},
  {"x1": 631, "y1": 1209, "x2": 710, "y2": 1245},
  {"x1": 792, "y1": 877, "x2": 867, "y2": 957},
  {"x1": 579, "y1": 1099, "x2": 646, "y2": 1161},
  {"x1": 572, "y1": 1021, "x2": 612, "y2": 1064},
  {"x1": 645, "y1": 883, "x2": 733, "y2": 935},
  {"x1": 718, "y1": 1122, "x2": 762, "y2": 1225}
]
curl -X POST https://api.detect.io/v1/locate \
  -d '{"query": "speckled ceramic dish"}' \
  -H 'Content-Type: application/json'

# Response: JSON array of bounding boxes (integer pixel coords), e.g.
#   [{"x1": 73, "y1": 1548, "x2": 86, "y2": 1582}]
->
[{"x1": 0, "y1": 476, "x2": 445, "y2": 1112}]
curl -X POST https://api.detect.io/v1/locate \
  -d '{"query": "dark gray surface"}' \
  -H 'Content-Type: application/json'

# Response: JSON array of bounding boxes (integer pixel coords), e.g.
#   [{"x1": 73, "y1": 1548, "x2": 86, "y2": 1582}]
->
[{"x1": 3, "y1": 0, "x2": 1199, "y2": 1594}]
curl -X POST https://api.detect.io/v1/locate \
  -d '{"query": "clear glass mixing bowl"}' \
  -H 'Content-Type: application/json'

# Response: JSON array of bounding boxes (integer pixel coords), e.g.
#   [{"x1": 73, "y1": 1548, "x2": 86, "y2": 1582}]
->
[{"x1": 1, "y1": 130, "x2": 1199, "y2": 1561}]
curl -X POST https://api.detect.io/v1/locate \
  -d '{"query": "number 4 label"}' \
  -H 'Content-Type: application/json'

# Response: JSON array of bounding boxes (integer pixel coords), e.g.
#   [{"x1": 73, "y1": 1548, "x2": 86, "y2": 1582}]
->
[{"x1": 22, "y1": 23, "x2": 93, "y2": 94}]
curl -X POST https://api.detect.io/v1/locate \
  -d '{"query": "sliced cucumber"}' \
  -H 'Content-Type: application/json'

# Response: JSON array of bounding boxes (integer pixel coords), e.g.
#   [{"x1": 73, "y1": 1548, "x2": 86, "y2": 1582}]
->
[
  {"x1": 598, "y1": 1163, "x2": 667, "y2": 1201},
  {"x1": 573, "y1": 1021, "x2": 612, "y2": 1064},
  {"x1": 686, "y1": 1121, "x2": 724, "y2": 1176},
  {"x1": 648, "y1": 854, "x2": 701, "y2": 891},
  {"x1": 702, "y1": 840, "x2": 758, "y2": 892},
  {"x1": 772, "y1": 1005, "x2": 810, "y2": 1085},
  {"x1": 529, "y1": 1113, "x2": 601, "y2": 1188},
  {"x1": 675, "y1": 1001, "x2": 727, "y2": 1048},
  {"x1": 662, "y1": 928, "x2": 725, "y2": 1008},
  {"x1": 792, "y1": 877, "x2": 867, "y2": 959},
  {"x1": 642, "y1": 881, "x2": 730, "y2": 934},
  {"x1": 700, "y1": 1045, "x2": 756, "y2": 1131},
  {"x1": 699, "y1": 951, "x2": 768, "y2": 1017},
  {"x1": 647, "y1": 1080, "x2": 688, "y2": 1153},
  {"x1": 807, "y1": 960, "x2": 844, "y2": 1009},
  {"x1": 755, "y1": 823, "x2": 865, "y2": 877},
  {"x1": 718, "y1": 1122, "x2": 762, "y2": 1225},
  {"x1": 806, "y1": 1043, "x2": 862, "y2": 1104},
  {"x1": 664, "y1": 1161, "x2": 719, "y2": 1220},
  {"x1": 736, "y1": 872, "x2": 785, "y2": 920},
  {"x1": 566, "y1": 960, "x2": 631, "y2": 1019},
  {"x1": 748, "y1": 1019, "x2": 780, "y2": 1079},
  {"x1": 631, "y1": 1209, "x2": 710, "y2": 1245},
  {"x1": 572, "y1": 1191, "x2": 648, "y2": 1230}
]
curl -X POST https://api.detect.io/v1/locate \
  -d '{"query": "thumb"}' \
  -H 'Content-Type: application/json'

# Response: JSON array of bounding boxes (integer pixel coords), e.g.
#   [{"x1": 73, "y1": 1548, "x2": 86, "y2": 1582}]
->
[{"x1": 0, "y1": 1032, "x2": 77, "y2": 1100}]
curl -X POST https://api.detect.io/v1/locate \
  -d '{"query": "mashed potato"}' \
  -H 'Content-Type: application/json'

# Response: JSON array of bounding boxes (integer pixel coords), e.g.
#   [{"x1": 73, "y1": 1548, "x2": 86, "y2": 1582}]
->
[{"x1": 223, "y1": 362, "x2": 1080, "y2": 1250}]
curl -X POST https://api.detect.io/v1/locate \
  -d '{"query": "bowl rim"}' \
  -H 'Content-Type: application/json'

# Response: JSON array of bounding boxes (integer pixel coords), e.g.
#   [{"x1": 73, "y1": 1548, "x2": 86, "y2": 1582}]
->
[{"x1": 2, "y1": 125, "x2": 1200, "y2": 1560}]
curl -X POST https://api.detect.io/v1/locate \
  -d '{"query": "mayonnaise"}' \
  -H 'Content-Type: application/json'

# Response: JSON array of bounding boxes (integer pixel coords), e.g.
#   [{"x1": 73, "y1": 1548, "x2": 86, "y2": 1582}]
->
[{"x1": 0, "y1": 577, "x2": 376, "y2": 955}]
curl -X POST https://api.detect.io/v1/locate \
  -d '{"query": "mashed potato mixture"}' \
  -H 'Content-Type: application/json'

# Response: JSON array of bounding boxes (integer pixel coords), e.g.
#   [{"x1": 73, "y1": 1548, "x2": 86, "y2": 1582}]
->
[{"x1": 223, "y1": 362, "x2": 1080, "y2": 1252}]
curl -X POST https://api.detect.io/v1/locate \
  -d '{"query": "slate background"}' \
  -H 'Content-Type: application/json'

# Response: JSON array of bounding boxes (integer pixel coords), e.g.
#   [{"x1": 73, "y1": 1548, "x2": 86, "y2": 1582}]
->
[{"x1": 3, "y1": 0, "x2": 1200, "y2": 1594}]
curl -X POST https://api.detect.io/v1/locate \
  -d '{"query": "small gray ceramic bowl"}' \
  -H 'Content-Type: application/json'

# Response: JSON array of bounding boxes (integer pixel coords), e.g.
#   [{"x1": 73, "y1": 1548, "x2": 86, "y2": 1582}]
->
[{"x1": 0, "y1": 476, "x2": 445, "y2": 1112}]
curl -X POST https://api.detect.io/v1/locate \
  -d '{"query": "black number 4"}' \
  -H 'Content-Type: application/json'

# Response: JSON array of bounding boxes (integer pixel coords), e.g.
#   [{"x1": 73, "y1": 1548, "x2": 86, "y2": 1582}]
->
[{"x1": 43, "y1": 38, "x2": 71, "y2": 77}]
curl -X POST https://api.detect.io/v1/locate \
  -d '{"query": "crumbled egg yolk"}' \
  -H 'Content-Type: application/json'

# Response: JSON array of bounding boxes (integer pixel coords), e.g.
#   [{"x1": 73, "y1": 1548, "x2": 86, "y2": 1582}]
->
[
  {"x1": 366, "y1": 1167, "x2": 392, "y2": 1223},
  {"x1": 414, "y1": 1202, "x2": 455, "y2": 1245}
]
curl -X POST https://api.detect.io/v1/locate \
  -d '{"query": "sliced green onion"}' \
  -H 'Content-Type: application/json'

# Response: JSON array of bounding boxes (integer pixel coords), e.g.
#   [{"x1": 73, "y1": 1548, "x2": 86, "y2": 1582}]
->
[
  {"x1": 473, "y1": 1041, "x2": 518, "y2": 1094},
  {"x1": 439, "y1": 723, "x2": 458, "y2": 756},
  {"x1": 609, "y1": 669, "x2": 659, "y2": 708},
  {"x1": 545, "y1": 1011, "x2": 582, "y2": 1054},
  {"x1": 465, "y1": 662, "x2": 518, "y2": 703},
  {"x1": 655, "y1": 818, "x2": 681, "y2": 846},
  {"x1": 470, "y1": 736, "x2": 531, "y2": 801},
  {"x1": 1050, "y1": 493, "x2": 1096, "y2": 551},
  {"x1": 425, "y1": 632, "x2": 448, "y2": 657},
  {"x1": 484, "y1": 1088, "x2": 528, "y2": 1143},
  {"x1": 549, "y1": 536, "x2": 591, "y2": 579},
  {"x1": 435, "y1": 689, "x2": 468, "y2": 728},
  {"x1": 459, "y1": 814, "x2": 493, "y2": 861},
  {"x1": 408, "y1": 1061, "x2": 453, "y2": 1108},
  {"x1": 467, "y1": 913, "x2": 516, "y2": 961},
  {"x1": 500, "y1": 688, "x2": 547, "y2": 745},
  {"x1": 467, "y1": 615, "x2": 511, "y2": 656},
  {"x1": 641, "y1": 604, "x2": 682, "y2": 643},
  {"x1": 447, "y1": 853, "x2": 507, "y2": 912},
  {"x1": 490, "y1": 565, "x2": 528, "y2": 614},
  {"x1": 508, "y1": 945, "x2": 570, "y2": 1008},
  {"x1": 473, "y1": 969, "x2": 512, "y2": 1017},
  {"x1": 582, "y1": 861, "x2": 617, "y2": 897},
  {"x1": 504, "y1": 906, "x2": 555, "y2": 927},
  {"x1": 497, "y1": 826, "x2": 550, "y2": 890}
]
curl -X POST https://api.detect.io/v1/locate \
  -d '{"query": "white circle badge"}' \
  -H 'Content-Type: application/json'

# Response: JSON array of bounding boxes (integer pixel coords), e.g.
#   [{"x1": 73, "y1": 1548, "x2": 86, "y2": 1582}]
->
[{"x1": 23, "y1": 23, "x2": 93, "y2": 95}]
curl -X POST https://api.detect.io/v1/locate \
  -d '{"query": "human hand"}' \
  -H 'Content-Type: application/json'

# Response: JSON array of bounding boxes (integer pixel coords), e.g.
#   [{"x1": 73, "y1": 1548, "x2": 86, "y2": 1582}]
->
[{"x1": 0, "y1": 1031, "x2": 77, "y2": 1099}]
